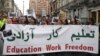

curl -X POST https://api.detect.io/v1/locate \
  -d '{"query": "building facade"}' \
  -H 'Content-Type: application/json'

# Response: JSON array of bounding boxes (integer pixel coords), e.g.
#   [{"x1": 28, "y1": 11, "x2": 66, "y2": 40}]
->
[
  {"x1": 0, "y1": 0, "x2": 22, "y2": 17},
  {"x1": 66, "y1": 0, "x2": 89, "y2": 24},
  {"x1": 50, "y1": 0, "x2": 73, "y2": 15},
  {"x1": 67, "y1": 0, "x2": 100, "y2": 24},
  {"x1": 14, "y1": 4, "x2": 23, "y2": 17},
  {"x1": 0, "y1": 0, "x2": 5, "y2": 10},
  {"x1": 49, "y1": 0, "x2": 73, "y2": 23},
  {"x1": 50, "y1": 0, "x2": 100, "y2": 25},
  {"x1": 0, "y1": 0, "x2": 15, "y2": 14},
  {"x1": 87, "y1": 0, "x2": 100, "y2": 25},
  {"x1": 4, "y1": 0, "x2": 14, "y2": 13},
  {"x1": 29, "y1": 0, "x2": 50, "y2": 16}
]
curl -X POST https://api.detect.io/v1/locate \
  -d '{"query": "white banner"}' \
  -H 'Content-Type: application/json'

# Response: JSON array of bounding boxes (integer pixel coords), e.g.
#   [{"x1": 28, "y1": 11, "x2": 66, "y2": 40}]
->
[{"x1": 2, "y1": 24, "x2": 99, "y2": 55}]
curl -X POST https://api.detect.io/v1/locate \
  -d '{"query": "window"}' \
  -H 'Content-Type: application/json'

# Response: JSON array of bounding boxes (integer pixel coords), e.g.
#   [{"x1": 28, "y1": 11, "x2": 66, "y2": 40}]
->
[{"x1": 6, "y1": 2, "x2": 10, "y2": 7}]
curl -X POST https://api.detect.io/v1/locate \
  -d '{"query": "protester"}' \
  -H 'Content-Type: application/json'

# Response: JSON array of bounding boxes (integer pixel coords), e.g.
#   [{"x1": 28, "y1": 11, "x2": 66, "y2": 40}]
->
[
  {"x1": 46, "y1": 15, "x2": 51, "y2": 25},
  {"x1": 57, "y1": 19, "x2": 64, "y2": 25},
  {"x1": 11, "y1": 17, "x2": 18, "y2": 24},
  {"x1": 18, "y1": 16, "x2": 23, "y2": 24},
  {"x1": 0, "y1": 10, "x2": 6, "y2": 56},
  {"x1": 0, "y1": 11, "x2": 6, "y2": 31},
  {"x1": 41, "y1": 16, "x2": 48, "y2": 25},
  {"x1": 89, "y1": 18, "x2": 95, "y2": 25},
  {"x1": 18, "y1": 16, "x2": 29, "y2": 24},
  {"x1": 28, "y1": 16, "x2": 37, "y2": 25},
  {"x1": 69, "y1": 19, "x2": 73, "y2": 24},
  {"x1": 73, "y1": 16, "x2": 78, "y2": 24},
  {"x1": 6, "y1": 18, "x2": 12, "y2": 24},
  {"x1": 64, "y1": 19, "x2": 68, "y2": 25},
  {"x1": 36, "y1": 15, "x2": 42, "y2": 25}
]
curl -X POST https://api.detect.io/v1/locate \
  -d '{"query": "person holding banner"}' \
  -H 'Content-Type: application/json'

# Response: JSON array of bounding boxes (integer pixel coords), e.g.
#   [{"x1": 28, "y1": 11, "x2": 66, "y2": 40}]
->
[
  {"x1": 11, "y1": 17, "x2": 18, "y2": 24},
  {"x1": 6, "y1": 18, "x2": 12, "y2": 24},
  {"x1": 28, "y1": 16, "x2": 37, "y2": 25},
  {"x1": 0, "y1": 11, "x2": 6, "y2": 31},
  {"x1": 0, "y1": 11, "x2": 6, "y2": 56},
  {"x1": 18, "y1": 16, "x2": 29, "y2": 24}
]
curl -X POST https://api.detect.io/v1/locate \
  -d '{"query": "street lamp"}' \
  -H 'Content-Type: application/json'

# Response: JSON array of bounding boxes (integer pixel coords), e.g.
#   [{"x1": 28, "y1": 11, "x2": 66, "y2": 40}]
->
[{"x1": 23, "y1": 0, "x2": 24, "y2": 15}]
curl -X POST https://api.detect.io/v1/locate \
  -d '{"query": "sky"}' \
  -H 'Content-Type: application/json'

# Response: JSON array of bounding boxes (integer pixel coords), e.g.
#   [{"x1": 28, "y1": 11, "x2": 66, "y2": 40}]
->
[{"x1": 14, "y1": 0, "x2": 29, "y2": 15}]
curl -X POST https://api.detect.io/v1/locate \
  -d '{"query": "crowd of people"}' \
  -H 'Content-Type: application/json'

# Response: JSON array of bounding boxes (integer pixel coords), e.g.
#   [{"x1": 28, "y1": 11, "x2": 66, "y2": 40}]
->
[
  {"x1": 1, "y1": 15, "x2": 90, "y2": 26},
  {"x1": 0, "y1": 10, "x2": 96, "y2": 27},
  {"x1": 6, "y1": 16, "x2": 65, "y2": 25},
  {"x1": 3, "y1": 15, "x2": 95, "y2": 26}
]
